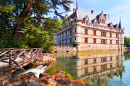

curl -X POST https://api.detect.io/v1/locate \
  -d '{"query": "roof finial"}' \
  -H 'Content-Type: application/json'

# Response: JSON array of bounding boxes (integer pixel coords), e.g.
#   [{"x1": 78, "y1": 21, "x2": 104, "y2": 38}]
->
[
  {"x1": 108, "y1": 13, "x2": 109, "y2": 19},
  {"x1": 119, "y1": 16, "x2": 122, "y2": 29},
  {"x1": 76, "y1": 0, "x2": 78, "y2": 10}
]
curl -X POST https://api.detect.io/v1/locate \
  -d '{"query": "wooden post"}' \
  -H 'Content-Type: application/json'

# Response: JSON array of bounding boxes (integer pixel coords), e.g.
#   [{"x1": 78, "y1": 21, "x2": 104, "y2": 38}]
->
[{"x1": 9, "y1": 51, "x2": 12, "y2": 68}]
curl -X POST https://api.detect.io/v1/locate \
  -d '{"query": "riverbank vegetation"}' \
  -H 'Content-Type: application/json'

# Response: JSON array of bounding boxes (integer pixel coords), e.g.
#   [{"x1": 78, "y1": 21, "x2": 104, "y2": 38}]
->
[
  {"x1": 0, "y1": 0, "x2": 73, "y2": 53},
  {"x1": 124, "y1": 36, "x2": 130, "y2": 47}
]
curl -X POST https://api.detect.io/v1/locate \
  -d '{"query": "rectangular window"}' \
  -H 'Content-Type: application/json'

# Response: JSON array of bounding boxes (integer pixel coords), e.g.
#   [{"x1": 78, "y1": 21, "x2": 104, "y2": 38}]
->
[
  {"x1": 94, "y1": 22, "x2": 97, "y2": 27},
  {"x1": 101, "y1": 31, "x2": 106, "y2": 37},
  {"x1": 70, "y1": 30, "x2": 72, "y2": 35},
  {"x1": 85, "y1": 68, "x2": 88, "y2": 73},
  {"x1": 75, "y1": 28, "x2": 76, "y2": 33},
  {"x1": 85, "y1": 59, "x2": 88, "y2": 64},
  {"x1": 62, "y1": 40, "x2": 64, "y2": 44},
  {"x1": 110, "y1": 40, "x2": 112, "y2": 44},
  {"x1": 85, "y1": 29, "x2": 88, "y2": 35},
  {"x1": 116, "y1": 56, "x2": 118, "y2": 60},
  {"x1": 116, "y1": 34, "x2": 118, "y2": 38},
  {"x1": 94, "y1": 58, "x2": 96, "y2": 63},
  {"x1": 103, "y1": 32, "x2": 106, "y2": 37},
  {"x1": 66, "y1": 32, "x2": 67, "y2": 36},
  {"x1": 93, "y1": 38, "x2": 96, "y2": 44},
  {"x1": 62, "y1": 33, "x2": 64, "y2": 38},
  {"x1": 70, "y1": 38, "x2": 72, "y2": 43},
  {"x1": 94, "y1": 66, "x2": 97, "y2": 72},
  {"x1": 116, "y1": 40, "x2": 118, "y2": 44},
  {"x1": 93, "y1": 30, "x2": 96, "y2": 36},
  {"x1": 74, "y1": 19, "x2": 76, "y2": 23},
  {"x1": 86, "y1": 20, "x2": 88, "y2": 25},
  {"x1": 110, "y1": 33, "x2": 112, "y2": 37},
  {"x1": 111, "y1": 26, "x2": 113, "y2": 30},
  {"x1": 101, "y1": 39, "x2": 107, "y2": 44},
  {"x1": 110, "y1": 56, "x2": 112, "y2": 61},
  {"x1": 110, "y1": 63, "x2": 112, "y2": 68},
  {"x1": 101, "y1": 57, "x2": 107, "y2": 62},
  {"x1": 85, "y1": 38, "x2": 88, "y2": 43}
]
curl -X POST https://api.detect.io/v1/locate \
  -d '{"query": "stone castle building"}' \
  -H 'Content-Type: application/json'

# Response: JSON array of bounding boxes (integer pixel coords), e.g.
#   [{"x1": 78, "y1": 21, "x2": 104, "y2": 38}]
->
[{"x1": 54, "y1": 8, "x2": 125, "y2": 51}]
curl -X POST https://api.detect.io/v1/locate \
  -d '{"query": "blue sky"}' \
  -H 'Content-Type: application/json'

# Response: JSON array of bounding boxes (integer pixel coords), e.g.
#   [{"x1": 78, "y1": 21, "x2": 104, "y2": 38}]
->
[{"x1": 64, "y1": 0, "x2": 130, "y2": 37}]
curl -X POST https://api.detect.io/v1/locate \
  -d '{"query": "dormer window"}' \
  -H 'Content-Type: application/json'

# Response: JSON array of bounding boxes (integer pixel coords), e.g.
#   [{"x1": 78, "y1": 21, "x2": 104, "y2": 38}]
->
[
  {"x1": 94, "y1": 22, "x2": 97, "y2": 27},
  {"x1": 86, "y1": 20, "x2": 88, "y2": 25},
  {"x1": 110, "y1": 26, "x2": 113, "y2": 30},
  {"x1": 74, "y1": 19, "x2": 76, "y2": 23}
]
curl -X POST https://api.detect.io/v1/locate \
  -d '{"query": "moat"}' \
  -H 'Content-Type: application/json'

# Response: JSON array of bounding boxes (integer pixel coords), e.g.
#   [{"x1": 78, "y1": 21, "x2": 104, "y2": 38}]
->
[{"x1": 53, "y1": 51, "x2": 130, "y2": 86}]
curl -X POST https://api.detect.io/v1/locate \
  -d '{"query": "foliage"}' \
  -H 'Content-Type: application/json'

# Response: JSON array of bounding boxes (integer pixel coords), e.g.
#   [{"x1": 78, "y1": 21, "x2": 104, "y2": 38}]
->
[
  {"x1": 47, "y1": 66, "x2": 56, "y2": 76},
  {"x1": 0, "y1": 36, "x2": 19, "y2": 48},
  {"x1": 18, "y1": 19, "x2": 62, "y2": 52},
  {"x1": 124, "y1": 36, "x2": 130, "y2": 47},
  {"x1": 62, "y1": 71, "x2": 73, "y2": 79},
  {"x1": 124, "y1": 51, "x2": 130, "y2": 58},
  {"x1": 123, "y1": 45, "x2": 126, "y2": 47},
  {"x1": 0, "y1": 0, "x2": 72, "y2": 52}
]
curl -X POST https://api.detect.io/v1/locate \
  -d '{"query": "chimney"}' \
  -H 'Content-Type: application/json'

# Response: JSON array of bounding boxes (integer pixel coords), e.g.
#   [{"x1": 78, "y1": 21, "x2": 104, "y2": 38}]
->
[
  {"x1": 91, "y1": 10, "x2": 94, "y2": 14},
  {"x1": 104, "y1": 14, "x2": 107, "y2": 19},
  {"x1": 73, "y1": 8, "x2": 76, "y2": 13}
]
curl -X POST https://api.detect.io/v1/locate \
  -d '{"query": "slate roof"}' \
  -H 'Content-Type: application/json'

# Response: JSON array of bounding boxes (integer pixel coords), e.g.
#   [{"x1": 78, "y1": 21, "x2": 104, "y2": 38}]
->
[{"x1": 68, "y1": 9, "x2": 112, "y2": 26}]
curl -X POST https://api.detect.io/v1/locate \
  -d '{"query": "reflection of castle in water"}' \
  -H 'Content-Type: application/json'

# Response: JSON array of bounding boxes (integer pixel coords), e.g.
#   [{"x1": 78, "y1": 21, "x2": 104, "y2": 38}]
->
[{"x1": 55, "y1": 53, "x2": 125, "y2": 86}]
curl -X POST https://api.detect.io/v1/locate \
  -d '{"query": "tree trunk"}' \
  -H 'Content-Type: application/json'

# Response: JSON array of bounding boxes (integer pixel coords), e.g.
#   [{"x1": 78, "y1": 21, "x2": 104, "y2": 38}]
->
[{"x1": 13, "y1": 3, "x2": 32, "y2": 41}]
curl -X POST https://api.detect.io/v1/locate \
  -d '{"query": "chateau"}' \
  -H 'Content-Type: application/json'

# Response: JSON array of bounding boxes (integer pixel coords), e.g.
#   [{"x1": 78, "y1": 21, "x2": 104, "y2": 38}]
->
[{"x1": 54, "y1": 8, "x2": 125, "y2": 51}]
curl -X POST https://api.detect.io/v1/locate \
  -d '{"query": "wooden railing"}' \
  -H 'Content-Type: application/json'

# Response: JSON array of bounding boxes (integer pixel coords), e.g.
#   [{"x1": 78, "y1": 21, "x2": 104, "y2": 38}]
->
[{"x1": 0, "y1": 48, "x2": 42, "y2": 71}]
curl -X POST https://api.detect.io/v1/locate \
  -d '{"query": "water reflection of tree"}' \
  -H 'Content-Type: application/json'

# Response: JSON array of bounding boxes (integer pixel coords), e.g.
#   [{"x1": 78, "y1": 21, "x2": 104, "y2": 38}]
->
[{"x1": 124, "y1": 51, "x2": 130, "y2": 59}]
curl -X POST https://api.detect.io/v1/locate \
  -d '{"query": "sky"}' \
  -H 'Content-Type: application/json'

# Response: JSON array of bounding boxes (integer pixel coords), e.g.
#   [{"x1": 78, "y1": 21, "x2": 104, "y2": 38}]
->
[{"x1": 63, "y1": 0, "x2": 130, "y2": 37}]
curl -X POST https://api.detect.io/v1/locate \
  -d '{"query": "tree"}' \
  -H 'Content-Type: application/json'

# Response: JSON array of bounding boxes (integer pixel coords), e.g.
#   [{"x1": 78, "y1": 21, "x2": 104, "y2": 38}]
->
[
  {"x1": 124, "y1": 36, "x2": 130, "y2": 47},
  {"x1": 0, "y1": 0, "x2": 73, "y2": 41}
]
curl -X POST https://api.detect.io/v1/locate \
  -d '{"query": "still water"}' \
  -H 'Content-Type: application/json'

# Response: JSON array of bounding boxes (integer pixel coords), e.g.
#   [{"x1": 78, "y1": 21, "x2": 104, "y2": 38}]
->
[{"x1": 54, "y1": 51, "x2": 130, "y2": 86}]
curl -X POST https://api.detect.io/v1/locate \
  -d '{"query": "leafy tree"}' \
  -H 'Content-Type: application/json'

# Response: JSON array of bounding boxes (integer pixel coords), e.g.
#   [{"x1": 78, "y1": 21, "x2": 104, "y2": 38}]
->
[
  {"x1": 0, "y1": 0, "x2": 73, "y2": 52},
  {"x1": 0, "y1": 0, "x2": 73, "y2": 41},
  {"x1": 124, "y1": 36, "x2": 130, "y2": 47}
]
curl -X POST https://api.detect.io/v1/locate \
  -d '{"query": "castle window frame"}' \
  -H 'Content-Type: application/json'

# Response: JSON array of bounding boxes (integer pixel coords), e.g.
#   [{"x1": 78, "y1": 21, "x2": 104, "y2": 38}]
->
[
  {"x1": 116, "y1": 40, "x2": 118, "y2": 44},
  {"x1": 74, "y1": 19, "x2": 76, "y2": 23},
  {"x1": 85, "y1": 59, "x2": 88, "y2": 64},
  {"x1": 70, "y1": 30, "x2": 72, "y2": 35},
  {"x1": 75, "y1": 28, "x2": 76, "y2": 33},
  {"x1": 85, "y1": 38, "x2": 88, "y2": 43},
  {"x1": 110, "y1": 26, "x2": 113, "y2": 30},
  {"x1": 93, "y1": 38, "x2": 96, "y2": 44},
  {"x1": 110, "y1": 40, "x2": 112, "y2": 44},
  {"x1": 66, "y1": 32, "x2": 67, "y2": 37},
  {"x1": 93, "y1": 30, "x2": 96, "y2": 36},
  {"x1": 116, "y1": 34, "x2": 118, "y2": 38},
  {"x1": 85, "y1": 29, "x2": 88, "y2": 35},
  {"x1": 110, "y1": 33, "x2": 112, "y2": 37},
  {"x1": 86, "y1": 20, "x2": 89, "y2": 25}
]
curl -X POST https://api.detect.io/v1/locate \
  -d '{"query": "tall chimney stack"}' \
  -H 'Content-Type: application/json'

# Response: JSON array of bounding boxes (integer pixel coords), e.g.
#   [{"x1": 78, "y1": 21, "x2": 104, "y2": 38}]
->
[
  {"x1": 91, "y1": 10, "x2": 94, "y2": 14},
  {"x1": 104, "y1": 14, "x2": 107, "y2": 19}
]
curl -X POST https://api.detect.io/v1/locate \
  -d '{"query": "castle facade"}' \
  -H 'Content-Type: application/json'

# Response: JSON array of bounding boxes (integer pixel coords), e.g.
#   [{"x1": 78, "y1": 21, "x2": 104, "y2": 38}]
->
[{"x1": 54, "y1": 9, "x2": 125, "y2": 51}]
